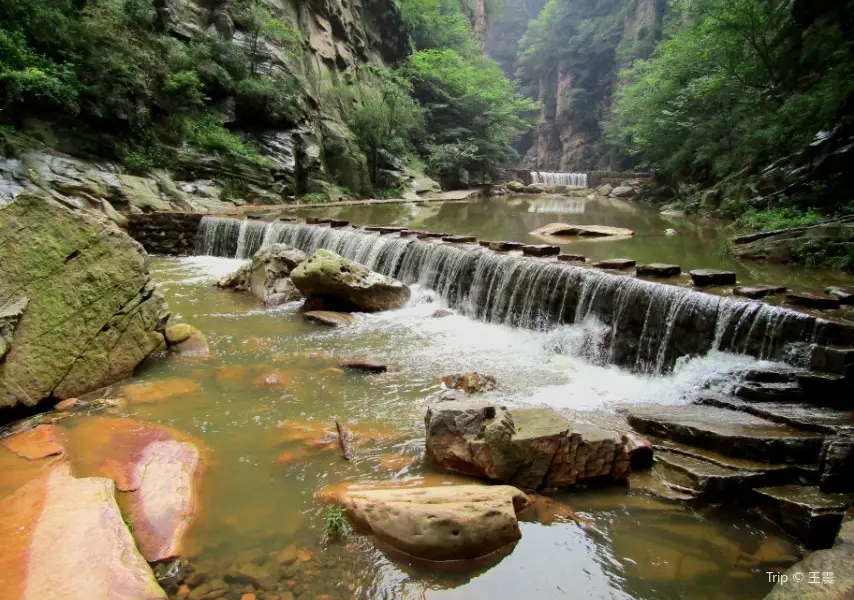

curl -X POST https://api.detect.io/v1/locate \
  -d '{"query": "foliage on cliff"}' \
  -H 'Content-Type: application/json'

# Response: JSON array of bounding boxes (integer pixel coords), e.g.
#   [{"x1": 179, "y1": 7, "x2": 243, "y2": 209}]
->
[{"x1": 606, "y1": 0, "x2": 854, "y2": 220}]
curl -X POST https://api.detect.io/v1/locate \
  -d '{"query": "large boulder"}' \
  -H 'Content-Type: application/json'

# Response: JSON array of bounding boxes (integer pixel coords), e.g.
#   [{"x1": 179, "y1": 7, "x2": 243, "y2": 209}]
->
[
  {"x1": 425, "y1": 401, "x2": 631, "y2": 489},
  {"x1": 0, "y1": 194, "x2": 168, "y2": 409},
  {"x1": 531, "y1": 223, "x2": 635, "y2": 240},
  {"x1": 217, "y1": 243, "x2": 307, "y2": 308},
  {"x1": 0, "y1": 464, "x2": 166, "y2": 599},
  {"x1": 327, "y1": 484, "x2": 532, "y2": 562},
  {"x1": 290, "y1": 249, "x2": 410, "y2": 312}
]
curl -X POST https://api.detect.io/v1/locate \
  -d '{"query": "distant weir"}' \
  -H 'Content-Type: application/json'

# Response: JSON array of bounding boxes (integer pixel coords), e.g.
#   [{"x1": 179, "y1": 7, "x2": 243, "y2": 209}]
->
[
  {"x1": 194, "y1": 216, "x2": 839, "y2": 374},
  {"x1": 530, "y1": 171, "x2": 588, "y2": 188}
]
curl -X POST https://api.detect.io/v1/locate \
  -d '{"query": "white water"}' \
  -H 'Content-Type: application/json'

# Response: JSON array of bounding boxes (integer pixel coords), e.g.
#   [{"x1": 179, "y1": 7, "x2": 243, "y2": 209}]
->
[{"x1": 531, "y1": 171, "x2": 588, "y2": 187}]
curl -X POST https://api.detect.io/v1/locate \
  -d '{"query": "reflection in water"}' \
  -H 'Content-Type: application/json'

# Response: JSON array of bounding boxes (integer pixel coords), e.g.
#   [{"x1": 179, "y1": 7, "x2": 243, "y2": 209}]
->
[
  {"x1": 58, "y1": 256, "x2": 799, "y2": 600},
  {"x1": 527, "y1": 197, "x2": 587, "y2": 214}
]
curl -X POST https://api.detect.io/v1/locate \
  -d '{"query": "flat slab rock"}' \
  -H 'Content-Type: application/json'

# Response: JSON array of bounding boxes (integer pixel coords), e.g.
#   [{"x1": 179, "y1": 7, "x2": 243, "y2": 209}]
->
[
  {"x1": 0, "y1": 464, "x2": 166, "y2": 600},
  {"x1": 302, "y1": 310, "x2": 354, "y2": 327},
  {"x1": 754, "y1": 485, "x2": 853, "y2": 549},
  {"x1": 425, "y1": 401, "x2": 630, "y2": 489},
  {"x1": 733, "y1": 284, "x2": 787, "y2": 299},
  {"x1": 698, "y1": 396, "x2": 854, "y2": 434},
  {"x1": 2, "y1": 424, "x2": 65, "y2": 460},
  {"x1": 690, "y1": 269, "x2": 736, "y2": 286},
  {"x1": 593, "y1": 258, "x2": 636, "y2": 270},
  {"x1": 531, "y1": 223, "x2": 635, "y2": 238},
  {"x1": 624, "y1": 403, "x2": 825, "y2": 464},
  {"x1": 484, "y1": 241, "x2": 524, "y2": 252},
  {"x1": 557, "y1": 253, "x2": 586, "y2": 263},
  {"x1": 786, "y1": 291, "x2": 841, "y2": 309},
  {"x1": 636, "y1": 263, "x2": 681, "y2": 277},
  {"x1": 521, "y1": 244, "x2": 561, "y2": 257},
  {"x1": 328, "y1": 484, "x2": 532, "y2": 562},
  {"x1": 442, "y1": 235, "x2": 477, "y2": 243}
]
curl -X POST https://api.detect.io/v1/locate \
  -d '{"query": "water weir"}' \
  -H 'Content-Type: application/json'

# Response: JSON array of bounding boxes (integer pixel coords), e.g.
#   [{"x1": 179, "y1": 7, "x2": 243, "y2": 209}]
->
[
  {"x1": 530, "y1": 171, "x2": 588, "y2": 187},
  {"x1": 189, "y1": 216, "x2": 852, "y2": 374}
]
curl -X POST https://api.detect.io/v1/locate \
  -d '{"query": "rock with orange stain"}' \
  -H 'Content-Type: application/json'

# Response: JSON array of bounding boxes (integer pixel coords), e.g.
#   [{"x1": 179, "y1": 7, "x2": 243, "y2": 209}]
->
[
  {"x1": 60, "y1": 416, "x2": 204, "y2": 562},
  {"x1": 297, "y1": 549, "x2": 313, "y2": 562},
  {"x1": 0, "y1": 464, "x2": 166, "y2": 599},
  {"x1": 276, "y1": 448, "x2": 310, "y2": 466},
  {"x1": 240, "y1": 594, "x2": 257, "y2": 600},
  {"x1": 315, "y1": 473, "x2": 483, "y2": 503},
  {"x1": 2, "y1": 424, "x2": 65, "y2": 460},
  {"x1": 121, "y1": 378, "x2": 201, "y2": 404},
  {"x1": 519, "y1": 494, "x2": 581, "y2": 525},
  {"x1": 53, "y1": 398, "x2": 78, "y2": 411},
  {"x1": 276, "y1": 419, "x2": 398, "y2": 449}
]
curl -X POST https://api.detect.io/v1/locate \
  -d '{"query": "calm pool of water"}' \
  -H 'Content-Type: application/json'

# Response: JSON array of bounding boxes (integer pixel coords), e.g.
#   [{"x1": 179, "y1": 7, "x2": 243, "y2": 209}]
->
[{"x1": 84, "y1": 254, "x2": 806, "y2": 600}]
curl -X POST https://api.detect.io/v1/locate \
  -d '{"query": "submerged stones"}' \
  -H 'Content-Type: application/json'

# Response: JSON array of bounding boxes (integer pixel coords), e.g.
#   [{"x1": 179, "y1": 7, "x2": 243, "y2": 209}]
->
[
  {"x1": 425, "y1": 401, "x2": 630, "y2": 489},
  {"x1": 325, "y1": 484, "x2": 532, "y2": 562},
  {"x1": 689, "y1": 269, "x2": 737, "y2": 286},
  {"x1": 0, "y1": 194, "x2": 168, "y2": 410},
  {"x1": 2, "y1": 425, "x2": 65, "y2": 460},
  {"x1": 290, "y1": 249, "x2": 410, "y2": 312}
]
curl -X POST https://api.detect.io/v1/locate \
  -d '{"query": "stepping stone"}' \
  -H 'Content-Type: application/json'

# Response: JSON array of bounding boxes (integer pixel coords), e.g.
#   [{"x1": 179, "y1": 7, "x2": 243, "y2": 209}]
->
[
  {"x1": 733, "y1": 284, "x2": 787, "y2": 299},
  {"x1": 754, "y1": 485, "x2": 852, "y2": 549},
  {"x1": 431, "y1": 309, "x2": 453, "y2": 318},
  {"x1": 810, "y1": 345, "x2": 854, "y2": 376},
  {"x1": 636, "y1": 263, "x2": 681, "y2": 277},
  {"x1": 416, "y1": 231, "x2": 450, "y2": 239},
  {"x1": 649, "y1": 436, "x2": 804, "y2": 478},
  {"x1": 339, "y1": 359, "x2": 388, "y2": 373},
  {"x1": 442, "y1": 235, "x2": 477, "y2": 243},
  {"x1": 305, "y1": 216, "x2": 322, "y2": 224},
  {"x1": 521, "y1": 244, "x2": 560, "y2": 257},
  {"x1": 743, "y1": 368, "x2": 797, "y2": 384},
  {"x1": 629, "y1": 468, "x2": 700, "y2": 504},
  {"x1": 623, "y1": 403, "x2": 825, "y2": 464},
  {"x1": 593, "y1": 258, "x2": 636, "y2": 270},
  {"x1": 652, "y1": 448, "x2": 774, "y2": 499},
  {"x1": 690, "y1": 269, "x2": 736, "y2": 286},
  {"x1": 826, "y1": 286, "x2": 854, "y2": 305},
  {"x1": 697, "y1": 396, "x2": 854, "y2": 435},
  {"x1": 786, "y1": 291, "x2": 840, "y2": 309},
  {"x1": 364, "y1": 226, "x2": 407, "y2": 234},
  {"x1": 317, "y1": 218, "x2": 349, "y2": 227},
  {"x1": 277, "y1": 217, "x2": 297, "y2": 222},
  {"x1": 557, "y1": 253, "x2": 586, "y2": 263},
  {"x1": 485, "y1": 241, "x2": 524, "y2": 252},
  {"x1": 734, "y1": 381, "x2": 803, "y2": 403},
  {"x1": 302, "y1": 311, "x2": 354, "y2": 328}
]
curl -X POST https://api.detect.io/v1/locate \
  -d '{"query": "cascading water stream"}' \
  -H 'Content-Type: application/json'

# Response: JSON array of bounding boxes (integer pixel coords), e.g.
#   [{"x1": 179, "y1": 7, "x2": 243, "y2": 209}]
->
[
  {"x1": 530, "y1": 171, "x2": 588, "y2": 188},
  {"x1": 195, "y1": 216, "x2": 823, "y2": 373}
]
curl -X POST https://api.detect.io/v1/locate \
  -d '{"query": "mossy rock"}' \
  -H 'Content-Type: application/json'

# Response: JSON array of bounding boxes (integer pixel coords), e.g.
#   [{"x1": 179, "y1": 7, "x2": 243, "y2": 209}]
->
[
  {"x1": 165, "y1": 323, "x2": 209, "y2": 356},
  {"x1": 0, "y1": 194, "x2": 168, "y2": 408}
]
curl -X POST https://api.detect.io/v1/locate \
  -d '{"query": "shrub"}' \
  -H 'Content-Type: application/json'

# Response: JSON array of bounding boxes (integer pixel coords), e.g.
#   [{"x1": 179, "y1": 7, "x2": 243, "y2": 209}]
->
[
  {"x1": 322, "y1": 507, "x2": 349, "y2": 537},
  {"x1": 234, "y1": 75, "x2": 302, "y2": 127}
]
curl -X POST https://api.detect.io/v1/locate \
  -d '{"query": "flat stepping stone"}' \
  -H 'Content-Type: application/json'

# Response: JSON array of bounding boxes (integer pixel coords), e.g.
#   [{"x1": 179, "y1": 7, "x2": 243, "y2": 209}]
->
[
  {"x1": 653, "y1": 448, "x2": 774, "y2": 499},
  {"x1": 648, "y1": 436, "x2": 803, "y2": 477},
  {"x1": 557, "y1": 253, "x2": 585, "y2": 262},
  {"x1": 690, "y1": 269, "x2": 736, "y2": 286},
  {"x1": 339, "y1": 359, "x2": 388, "y2": 373},
  {"x1": 733, "y1": 284, "x2": 787, "y2": 299},
  {"x1": 531, "y1": 223, "x2": 635, "y2": 238},
  {"x1": 734, "y1": 381, "x2": 803, "y2": 403},
  {"x1": 593, "y1": 258, "x2": 636, "y2": 270},
  {"x1": 744, "y1": 368, "x2": 797, "y2": 383},
  {"x1": 698, "y1": 396, "x2": 854, "y2": 434},
  {"x1": 317, "y1": 218, "x2": 349, "y2": 227},
  {"x1": 277, "y1": 216, "x2": 297, "y2": 222},
  {"x1": 628, "y1": 469, "x2": 700, "y2": 504},
  {"x1": 416, "y1": 231, "x2": 450, "y2": 239},
  {"x1": 787, "y1": 291, "x2": 841, "y2": 309},
  {"x1": 302, "y1": 311, "x2": 354, "y2": 327},
  {"x1": 636, "y1": 263, "x2": 681, "y2": 277},
  {"x1": 442, "y1": 235, "x2": 477, "y2": 243},
  {"x1": 754, "y1": 485, "x2": 852, "y2": 549},
  {"x1": 364, "y1": 225, "x2": 407, "y2": 234},
  {"x1": 623, "y1": 403, "x2": 825, "y2": 464},
  {"x1": 826, "y1": 286, "x2": 854, "y2": 305},
  {"x1": 521, "y1": 244, "x2": 560, "y2": 257},
  {"x1": 483, "y1": 241, "x2": 524, "y2": 252}
]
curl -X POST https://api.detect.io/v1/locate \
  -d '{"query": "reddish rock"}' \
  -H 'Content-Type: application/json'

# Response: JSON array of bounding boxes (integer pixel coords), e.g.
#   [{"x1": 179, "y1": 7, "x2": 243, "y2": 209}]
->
[
  {"x1": 53, "y1": 398, "x2": 79, "y2": 411},
  {"x1": 339, "y1": 359, "x2": 388, "y2": 373},
  {"x1": 0, "y1": 464, "x2": 165, "y2": 599},
  {"x1": 2, "y1": 425, "x2": 64, "y2": 460}
]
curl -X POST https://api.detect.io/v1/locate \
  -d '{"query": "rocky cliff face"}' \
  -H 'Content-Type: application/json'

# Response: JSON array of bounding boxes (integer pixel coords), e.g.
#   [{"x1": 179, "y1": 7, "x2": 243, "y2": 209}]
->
[{"x1": 516, "y1": 0, "x2": 665, "y2": 171}]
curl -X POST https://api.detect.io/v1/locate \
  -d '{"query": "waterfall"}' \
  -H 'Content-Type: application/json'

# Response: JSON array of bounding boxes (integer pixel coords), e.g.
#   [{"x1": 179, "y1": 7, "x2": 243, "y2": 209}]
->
[
  {"x1": 194, "y1": 216, "x2": 821, "y2": 373},
  {"x1": 530, "y1": 171, "x2": 588, "y2": 188}
]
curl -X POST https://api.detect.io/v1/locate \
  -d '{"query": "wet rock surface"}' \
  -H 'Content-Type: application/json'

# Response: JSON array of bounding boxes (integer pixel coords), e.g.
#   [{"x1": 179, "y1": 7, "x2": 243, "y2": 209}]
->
[
  {"x1": 302, "y1": 310, "x2": 355, "y2": 327},
  {"x1": 217, "y1": 243, "x2": 307, "y2": 307},
  {"x1": 520, "y1": 244, "x2": 560, "y2": 257},
  {"x1": 733, "y1": 285, "x2": 787, "y2": 299},
  {"x1": 425, "y1": 401, "x2": 630, "y2": 489},
  {"x1": 636, "y1": 263, "x2": 681, "y2": 277},
  {"x1": 557, "y1": 253, "x2": 586, "y2": 262},
  {"x1": 0, "y1": 194, "x2": 168, "y2": 409},
  {"x1": 165, "y1": 323, "x2": 209, "y2": 357},
  {"x1": 326, "y1": 484, "x2": 532, "y2": 562},
  {"x1": 339, "y1": 359, "x2": 388, "y2": 373},
  {"x1": 826, "y1": 286, "x2": 854, "y2": 304},
  {"x1": 440, "y1": 372, "x2": 497, "y2": 394},
  {"x1": 593, "y1": 258, "x2": 636, "y2": 270},
  {"x1": 290, "y1": 249, "x2": 410, "y2": 311},
  {"x1": 689, "y1": 269, "x2": 737, "y2": 286},
  {"x1": 785, "y1": 291, "x2": 841, "y2": 309},
  {"x1": 754, "y1": 485, "x2": 851, "y2": 549}
]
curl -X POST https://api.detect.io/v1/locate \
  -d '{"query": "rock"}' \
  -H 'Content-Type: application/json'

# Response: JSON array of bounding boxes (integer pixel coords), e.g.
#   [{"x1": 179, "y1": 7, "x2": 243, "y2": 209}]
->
[
  {"x1": 593, "y1": 258, "x2": 636, "y2": 270},
  {"x1": 217, "y1": 244, "x2": 307, "y2": 307},
  {"x1": 274, "y1": 544, "x2": 298, "y2": 565},
  {"x1": 425, "y1": 401, "x2": 631, "y2": 489},
  {"x1": 610, "y1": 186, "x2": 636, "y2": 197},
  {"x1": 819, "y1": 434, "x2": 854, "y2": 493},
  {"x1": 689, "y1": 269, "x2": 737, "y2": 286},
  {"x1": 522, "y1": 183, "x2": 550, "y2": 194},
  {"x1": 786, "y1": 292, "x2": 841, "y2": 309},
  {"x1": 290, "y1": 249, "x2": 411, "y2": 312},
  {"x1": 636, "y1": 263, "x2": 681, "y2": 277},
  {"x1": 531, "y1": 223, "x2": 635, "y2": 238},
  {"x1": 122, "y1": 378, "x2": 201, "y2": 404},
  {"x1": 0, "y1": 194, "x2": 168, "y2": 409},
  {"x1": 506, "y1": 181, "x2": 526, "y2": 193},
  {"x1": 486, "y1": 241, "x2": 524, "y2": 252},
  {"x1": 440, "y1": 372, "x2": 497, "y2": 394},
  {"x1": 557, "y1": 253, "x2": 586, "y2": 263},
  {"x1": 754, "y1": 485, "x2": 848, "y2": 549},
  {"x1": 521, "y1": 244, "x2": 560, "y2": 257},
  {"x1": 165, "y1": 324, "x2": 209, "y2": 357},
  {"x1": 810, "y1": 345, "x2": 854, "y2": 376},
  {"x1": 316, "y1": 217, "x2": 349, "y2": 227},
  {"x1": 2, "y1": 424, "x2": 65, "y2": 460},
  {"x1": 826, "y1": 286, "x2": 854, "y2": 305},
  {"x1": 0, "y1": 464, "x2": 166, "y2": 599},
  {"x1": 733, "y1": 285, "x2": 787, "y2": 299},
  {"x1": 0, "y1": 297, "x2": 27, "y2": 361},
  {"x1": 624, "y1": 433, "x2": 654, "y2": 470},
  {"x1": 597, "y1": 184, "x2": 613, "y2": 196},
  {"x1": 730, "y1": 220, "x2": 854, "y2": 264},
  {"x1": 431, "y1": 309, "x2": 453, "y2": 318},
  {"x1": 54, "y1": 398, "x2": 79, "y2": 411},
  {"x1": 328, "y1": 484, "x2": 531, "y2": 562},
  {"x1": 302, "y1": 310, "x2": 354, "y2": 327},
  {"x1": 442, "y1": 235, "x2": 477, "y2": 243},
  {"x1": 339, "y1": 359, "x2": 388, "y2": 373}
]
